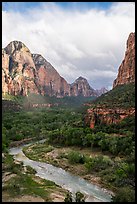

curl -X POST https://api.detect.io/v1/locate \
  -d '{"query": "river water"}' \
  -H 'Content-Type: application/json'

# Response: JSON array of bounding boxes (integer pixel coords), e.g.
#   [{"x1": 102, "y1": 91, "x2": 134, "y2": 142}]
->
[{"x1": 9, "y1": 142, "x2": 112, "y2": 202}]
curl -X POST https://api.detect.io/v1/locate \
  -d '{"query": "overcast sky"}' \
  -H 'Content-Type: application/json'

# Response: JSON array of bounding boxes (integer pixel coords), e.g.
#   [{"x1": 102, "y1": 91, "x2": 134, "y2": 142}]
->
[{"x1": 2, "y1": 2, "x2": 135, "y2": 90}]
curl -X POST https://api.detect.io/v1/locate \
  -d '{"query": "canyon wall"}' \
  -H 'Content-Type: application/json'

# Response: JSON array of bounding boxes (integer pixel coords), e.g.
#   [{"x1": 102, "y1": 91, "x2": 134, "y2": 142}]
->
[
  {"x1": 86, "y1": 32, "x2": 135, "y2": 129},
  {"x1": 113, "y1": 32, "x2": 135, "y2": 88}
]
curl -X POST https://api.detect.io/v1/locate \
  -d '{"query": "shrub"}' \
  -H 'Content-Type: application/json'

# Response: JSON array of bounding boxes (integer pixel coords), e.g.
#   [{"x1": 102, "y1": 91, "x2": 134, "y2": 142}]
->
[
  {"x1": 85, "y1": 155, "x2": 113, "y2": 172},
  {"x1": 68, "y1": 151, "x2": 85, "y2": 164},
  {"x1": 112, "y1": 187, "x2": 135, "y2": 202}
]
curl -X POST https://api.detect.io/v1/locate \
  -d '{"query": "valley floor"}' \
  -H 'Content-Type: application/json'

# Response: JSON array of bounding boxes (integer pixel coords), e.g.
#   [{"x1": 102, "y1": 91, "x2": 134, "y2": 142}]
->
[
  {"x1": 2, "y1": 153, "x2": 67, "y2": 202},
  {"x1": 23, "y1": 142, "x2": 115, "y2": 195}
]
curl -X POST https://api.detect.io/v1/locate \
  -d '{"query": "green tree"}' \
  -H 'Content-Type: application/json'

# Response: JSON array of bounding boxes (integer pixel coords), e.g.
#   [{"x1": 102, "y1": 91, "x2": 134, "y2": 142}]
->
[
  {"x1": 75, "y1": 191, "x2": 85, "y2": 202},
  {"x1": 64, "y1": 192, "x2": 73, "y2": 202}
]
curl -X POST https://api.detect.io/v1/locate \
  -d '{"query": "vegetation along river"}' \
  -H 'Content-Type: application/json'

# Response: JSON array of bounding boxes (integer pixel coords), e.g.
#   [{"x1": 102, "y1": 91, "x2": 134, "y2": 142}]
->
[{"x1": 9, "y1": 141, "x2": 112, "y2": 202}]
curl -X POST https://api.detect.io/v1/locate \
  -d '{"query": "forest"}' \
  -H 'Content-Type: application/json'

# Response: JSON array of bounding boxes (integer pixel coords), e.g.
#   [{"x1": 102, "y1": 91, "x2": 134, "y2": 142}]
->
[
  {"x1": 2, "y1": 109, "x2": 135, "y2": 201},
  {"x1": 2, "y1": 83, "x2": 135, "y2": 202}
]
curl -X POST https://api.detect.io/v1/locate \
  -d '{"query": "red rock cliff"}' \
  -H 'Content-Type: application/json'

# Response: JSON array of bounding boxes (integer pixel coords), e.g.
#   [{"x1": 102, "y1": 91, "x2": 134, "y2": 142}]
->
[
  {"x1": 113, "y1": 32, "x2": 135, "y2": 88},
  {"x1": 32, "y1": 54, "x2": 70, "y2": 97},
  {"x1": 2, "y1": 41, "x2": 107, "y2": 98},
  {"x1": 2, "y1": 41, "x2": 38, "y2": 96},
  {"x1": 86, "y1": 32, "x2": 135, "y2": 129},
  {"x1": 86, "y1": 106, "x2": 135, "y2": 129}
]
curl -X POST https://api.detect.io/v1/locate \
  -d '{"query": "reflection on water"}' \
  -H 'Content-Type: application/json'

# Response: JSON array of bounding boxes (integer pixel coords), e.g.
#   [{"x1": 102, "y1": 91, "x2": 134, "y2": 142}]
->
[{"x1": 9, "y1": 143, "x2": 112, "y2": 202}]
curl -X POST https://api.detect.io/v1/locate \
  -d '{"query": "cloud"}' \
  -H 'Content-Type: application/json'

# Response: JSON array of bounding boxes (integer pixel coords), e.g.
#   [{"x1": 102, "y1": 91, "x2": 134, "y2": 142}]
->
[{"x1": 2, "y1": 2, "x2": 135, "y2": 89}]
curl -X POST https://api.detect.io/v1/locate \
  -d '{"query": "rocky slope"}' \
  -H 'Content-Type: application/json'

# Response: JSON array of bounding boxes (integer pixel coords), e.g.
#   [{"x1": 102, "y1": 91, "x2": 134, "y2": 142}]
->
[
  {"x1": 32, "y1": 54, "x2": 70, "y2": 97},
  {"x1": 70, "y1": 77, "x2": 97, "y2": 97},
  {"x1": 86, "y1": 32, "x2": 135, "y2": 128},
  {"x1": 2, "y1": 41, "x2": 39, "y2": 96},
  {"x1": 113, "y1": 32, "x2": 135, "y2": 88},
  {"x1": 2, "y1": 41, "x2": 106, "y2": 98}
]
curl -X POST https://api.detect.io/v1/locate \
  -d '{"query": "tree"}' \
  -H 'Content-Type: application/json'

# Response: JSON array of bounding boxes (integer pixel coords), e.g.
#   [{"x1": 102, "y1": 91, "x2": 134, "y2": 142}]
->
[
  {"x1": 64, "y1": 192, "x2": 73, "y2": 202},
  {"x1": 75, "y1": 191, "x2": 85, "y2": 202}
]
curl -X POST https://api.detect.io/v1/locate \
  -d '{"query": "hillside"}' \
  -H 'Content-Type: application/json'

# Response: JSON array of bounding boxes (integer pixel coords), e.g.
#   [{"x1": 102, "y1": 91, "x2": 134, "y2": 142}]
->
[
  {"x1": 85, "y1": 83, "x2": 135, "y2": 129},
  {"x1": 91, "y1": 83, "x2": 135, "y2": 108}
]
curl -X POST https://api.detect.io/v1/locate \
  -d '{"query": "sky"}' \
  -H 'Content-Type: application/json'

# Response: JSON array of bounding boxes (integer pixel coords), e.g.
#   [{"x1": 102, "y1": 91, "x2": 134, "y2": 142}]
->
[{"x1": 2, "y1": 2, "x2": 135, "y2": 90}]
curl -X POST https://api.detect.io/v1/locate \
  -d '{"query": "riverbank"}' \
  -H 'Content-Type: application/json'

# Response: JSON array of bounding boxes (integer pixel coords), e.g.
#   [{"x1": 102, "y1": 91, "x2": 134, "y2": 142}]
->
[
  {"x1": 23, "y1": 142, "x2": 115, "y2": 196},
  {"x1": 9, "y1": 145, "x2": 112, "y2": 202},
  {"x1": 2, "y1": 152, "x2": 68, "y2": 202}
]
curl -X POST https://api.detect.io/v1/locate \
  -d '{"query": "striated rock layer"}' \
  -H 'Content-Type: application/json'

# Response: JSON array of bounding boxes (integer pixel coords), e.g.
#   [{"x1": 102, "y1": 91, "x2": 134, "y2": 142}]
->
[
  {"x1": 85, "y1": 106, "x2": 135, "y2": 129},
  {"x1": 113, "y1": 32, "x2": 135, "y2": 88}
]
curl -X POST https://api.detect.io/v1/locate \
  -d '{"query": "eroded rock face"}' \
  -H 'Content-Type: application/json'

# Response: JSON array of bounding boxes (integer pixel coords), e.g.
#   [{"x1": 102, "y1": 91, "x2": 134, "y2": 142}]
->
[
  {"x1": 113, "y1": 32, "x2": 135, "y2": 88},
  {"x1": 86, "y1": 33, "x2": 135, "y2": 129},
  {"x1": 2, "y1": 41, "x2": 107, "y2": 98},
  {"x1": 70, "y1": 77, "x2": 97, "y2": 97},
  {"x1": 2, "y1": 41, "x2": 71, "y2": 97},
  {"x1": 32, "y1": 54, "x2": 70, "y2": 97},
  {"x1": 2, "y1": 41, "x2": 38, "y2": 96},
  {"x1": 86, "y1": 106, "x2": 135, "y2": 129}
]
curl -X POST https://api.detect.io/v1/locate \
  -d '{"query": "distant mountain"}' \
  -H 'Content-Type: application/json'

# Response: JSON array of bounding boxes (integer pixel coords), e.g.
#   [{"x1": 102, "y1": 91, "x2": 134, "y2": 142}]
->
[
  {"x1": 2, "y1": 41, "x2": 107, "y2": 98},
  {"x1": 95, "y1": 87, "x2": 108, "y2": 97},
  {"x1": 70, "y1": 77, "x2": 97, "y2": 97}
]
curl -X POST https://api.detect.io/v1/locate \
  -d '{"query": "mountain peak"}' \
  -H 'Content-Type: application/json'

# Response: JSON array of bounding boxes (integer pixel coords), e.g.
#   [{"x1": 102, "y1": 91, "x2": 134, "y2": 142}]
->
[
  {"x1": 76, "y1": 76, "x2": 87, "y2": 81},
  {"x1": 70, "y1": 76, "x2": 97, "y2": 97},
  {"x1": 95, "y1": 87, "x2": 108, "y2": 96},
  {"x1": 4, "y1": 40, "x2": 30, "y2": 55}
]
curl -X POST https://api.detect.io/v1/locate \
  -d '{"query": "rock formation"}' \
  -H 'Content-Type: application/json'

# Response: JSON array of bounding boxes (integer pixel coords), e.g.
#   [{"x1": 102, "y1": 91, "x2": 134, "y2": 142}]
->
[
  {"x1": 2, "y1": 41, "x2": 38, "y2": 96},
  {"x1": 70, "y1": 77, "x2": 97, "y2": 97},
  {"x1": 2, "y1": 41, "x2": 106, "y2": 98},
  {"x1": 85, "y1": 106, "x2": 135, "y2": 129},
  {"x1": 86, "y1": 32, "x2": 135, "y2": 129},
  {"x1": 32, "y1": 54, "x2": 70, "y2": 97},
  {"x1": 113, "y1": 32, "x2": 135, "y2": 88}
]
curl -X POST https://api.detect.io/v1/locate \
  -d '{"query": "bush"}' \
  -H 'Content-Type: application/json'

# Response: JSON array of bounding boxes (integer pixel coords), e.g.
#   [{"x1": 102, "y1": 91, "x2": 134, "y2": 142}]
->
[
  {"x1": 68, "y1": 151, "x2": 85, "y2": 164},
  {"x1": 85, "y1": 155, "x2": 113, "y2": 172},
  {"x1": 112, "y1": 187, "x2": 135, "y2": 202},
  {"x1": 26, "y1": 165, "x2": 37, "y2": 174}
]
